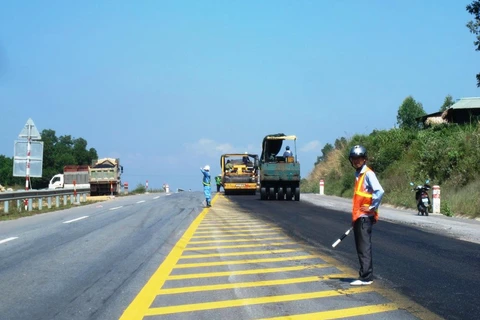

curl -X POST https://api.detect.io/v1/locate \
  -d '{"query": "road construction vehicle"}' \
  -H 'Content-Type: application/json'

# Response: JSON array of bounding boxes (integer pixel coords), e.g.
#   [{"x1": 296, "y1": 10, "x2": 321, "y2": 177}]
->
[
  {"x1": 89, "y1": 158, "x2": 123, "y2": 196},
  {"x1": 220, "y1": 153, "x2": 259, "y2": 195},
  {"x1": 259, "y1": 133, "x2": 300, "y2": 201}
]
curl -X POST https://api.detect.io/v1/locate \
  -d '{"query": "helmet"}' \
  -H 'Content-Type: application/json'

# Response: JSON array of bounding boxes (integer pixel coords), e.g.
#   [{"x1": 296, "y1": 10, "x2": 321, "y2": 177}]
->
[
  {"x1": 203, "y1": 165, "x2": 210, "y2": 171},
  {"x1": 286, "y1": 146, "x2": 290, "y2": 150},
  {"x1": 349, "y1": 145, "x2": 367, "y2": 159}
]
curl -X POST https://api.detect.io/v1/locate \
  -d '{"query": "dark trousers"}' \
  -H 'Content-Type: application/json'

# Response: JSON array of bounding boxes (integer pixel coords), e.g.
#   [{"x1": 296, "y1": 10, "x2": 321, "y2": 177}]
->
[
  {"x1": 216, "y1": 184, "x2": 221, "y2": 192},
  {"x1": 353, "y1": 216, "x2": 374, "y2": 281}
]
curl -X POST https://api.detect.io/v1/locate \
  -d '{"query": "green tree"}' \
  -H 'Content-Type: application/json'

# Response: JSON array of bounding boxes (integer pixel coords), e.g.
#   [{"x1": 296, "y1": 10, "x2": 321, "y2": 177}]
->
[
  {"x1": 0, "y1": 130, "x2": 98, "y2": 189},
  {"x1": 396, "y1": 96, "x2": 426, "y2": 130},
  {"x1": 466, "y1": 1, "x2": 480, "y2": 87},
  {"x1": 334, "y1": 137, "x2": 347, "y2": 149},
  {"x1": 439, "y1": 95, "x2": 455, "y2": 112},
  {"x1": 315, "y1": 143, "x2": 334, "y2": 165}
]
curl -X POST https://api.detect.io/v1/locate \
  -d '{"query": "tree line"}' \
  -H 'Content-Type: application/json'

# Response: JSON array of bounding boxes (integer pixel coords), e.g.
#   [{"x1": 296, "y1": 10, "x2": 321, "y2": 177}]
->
[{"x1": 0, "y1": 129, "x2": 98, "y2": 189}]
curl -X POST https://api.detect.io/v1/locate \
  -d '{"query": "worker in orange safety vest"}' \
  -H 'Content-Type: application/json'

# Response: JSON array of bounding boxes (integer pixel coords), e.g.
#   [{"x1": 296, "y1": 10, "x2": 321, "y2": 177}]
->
[{"x1": 348, "y1": 145, "x2": 384, "y2": 286}]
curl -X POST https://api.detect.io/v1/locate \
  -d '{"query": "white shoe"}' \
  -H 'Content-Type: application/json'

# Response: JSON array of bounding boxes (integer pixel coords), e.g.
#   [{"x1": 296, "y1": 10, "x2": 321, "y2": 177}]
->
[{"x1": 350, "y1": 279, "x2": 373, "y2": 286}]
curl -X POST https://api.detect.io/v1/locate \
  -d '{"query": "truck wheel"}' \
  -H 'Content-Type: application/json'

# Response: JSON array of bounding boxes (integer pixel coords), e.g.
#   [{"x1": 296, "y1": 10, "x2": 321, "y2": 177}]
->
[
  {"x1": 260, "y1": 187, "x2": 267, "y2": 200},
  {"x1": 269, "y1": 187, "x2": 275, "y2": 200},
  {"x1": 277, "y1": 187, "x2": 284, "y2": 200},
  {"x1": 286, "y1": 187, "x2": 292, "y2": 201},
  {"x1": 294, "y1": 187, "x2": 300, "y2": 201}
]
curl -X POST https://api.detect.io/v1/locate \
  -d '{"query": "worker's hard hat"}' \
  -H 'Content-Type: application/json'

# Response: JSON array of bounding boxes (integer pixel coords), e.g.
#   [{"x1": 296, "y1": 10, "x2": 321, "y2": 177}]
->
[
  {"x1": 286, "y1": 146, "x2": 290, "y2": 150},
  {"x1": 204, "y1": 165, "x2": 210, "y2": 171}
]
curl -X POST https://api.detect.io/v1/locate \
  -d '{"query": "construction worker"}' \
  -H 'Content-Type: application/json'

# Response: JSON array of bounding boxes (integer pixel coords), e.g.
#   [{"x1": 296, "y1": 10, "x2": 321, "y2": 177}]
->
[
  {"x1": 283, "y1": 146, "x2": 293, "y2": 157},
  {"x1": 225, "y1": 160, "x2": 233, "y2": 172},
  {"x1": 215, "y1": 175, "x2": 222, "y2": 192},
  {"x1": 348, "y1": 145, "x2": 384, "y2": 286},
  {"x1": 200, "y1": 165, "x2": 212, "y2": 207}
]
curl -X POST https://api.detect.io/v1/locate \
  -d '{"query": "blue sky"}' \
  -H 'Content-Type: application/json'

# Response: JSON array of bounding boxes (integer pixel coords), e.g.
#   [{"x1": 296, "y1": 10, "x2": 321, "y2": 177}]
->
[{"x1": 0, "y1": 1, "x2": 478, "y2": 191}]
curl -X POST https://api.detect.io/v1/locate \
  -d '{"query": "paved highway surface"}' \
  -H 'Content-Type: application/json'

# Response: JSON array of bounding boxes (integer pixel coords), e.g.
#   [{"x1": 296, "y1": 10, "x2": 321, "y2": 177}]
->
[{"x1": 0, "y1": 192, "x2": 478, "y2": 319}]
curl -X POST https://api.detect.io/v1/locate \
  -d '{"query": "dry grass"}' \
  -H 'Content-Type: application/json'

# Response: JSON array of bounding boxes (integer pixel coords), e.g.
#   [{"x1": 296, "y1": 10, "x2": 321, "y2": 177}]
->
[{"x1": 308, "y1": 148, "x2": 346, "y2": 182}]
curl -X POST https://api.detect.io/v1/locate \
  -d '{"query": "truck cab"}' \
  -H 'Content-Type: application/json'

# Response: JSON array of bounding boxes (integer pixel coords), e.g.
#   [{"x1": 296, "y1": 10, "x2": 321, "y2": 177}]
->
[{"x1": 48, "y1": 174, "x2": 64, "y2": 189}]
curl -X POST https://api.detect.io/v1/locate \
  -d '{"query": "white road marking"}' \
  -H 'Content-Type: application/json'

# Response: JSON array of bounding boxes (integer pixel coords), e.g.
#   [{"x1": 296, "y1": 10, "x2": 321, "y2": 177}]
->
[
  {"x1": 136, "y1": 200, "x2": 146, "y2": 204},
  {"x1": 109, "y1": 206, "x2": 123, "y2": 211},
  {"x1": 153, "y1": 196, "x2": 160, "y2": 199},
  {"x1": 0, "y1": 237, "x2": 18, "y2": 244},
  {"x1": 63, "y1": 216, "x2": 89, "y2": 224}
]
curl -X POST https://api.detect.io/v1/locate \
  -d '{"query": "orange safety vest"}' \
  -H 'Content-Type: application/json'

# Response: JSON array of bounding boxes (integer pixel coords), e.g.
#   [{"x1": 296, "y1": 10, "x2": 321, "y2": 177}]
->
[{"x1": 352, "y1": 167, "x2": 378, "y2": 222}]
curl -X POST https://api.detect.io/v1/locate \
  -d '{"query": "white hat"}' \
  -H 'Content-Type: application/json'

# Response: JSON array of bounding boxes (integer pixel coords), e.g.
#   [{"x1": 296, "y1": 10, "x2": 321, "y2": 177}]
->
[{"x1": 203, "y1": 165, "x2": 210, "y2": 171}]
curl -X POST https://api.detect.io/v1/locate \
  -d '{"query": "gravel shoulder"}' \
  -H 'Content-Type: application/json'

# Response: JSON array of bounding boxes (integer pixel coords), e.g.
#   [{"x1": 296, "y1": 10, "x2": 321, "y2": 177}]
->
[{"x1": 302, "y1": 193, "x2": 480, "y2": 245}]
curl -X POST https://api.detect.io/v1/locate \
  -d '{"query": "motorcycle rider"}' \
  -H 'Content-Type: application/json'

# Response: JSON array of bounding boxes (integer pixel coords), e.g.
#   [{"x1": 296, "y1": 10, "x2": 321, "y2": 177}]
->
[{"x1": 348, "y1": 145, "x2": 384, "y2": 286}]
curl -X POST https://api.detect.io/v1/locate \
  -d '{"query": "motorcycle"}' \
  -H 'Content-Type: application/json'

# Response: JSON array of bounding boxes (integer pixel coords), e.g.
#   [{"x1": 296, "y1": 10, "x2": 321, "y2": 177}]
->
[{"x1": 409, "y1": 180, "x2": 431, "y2": 216}]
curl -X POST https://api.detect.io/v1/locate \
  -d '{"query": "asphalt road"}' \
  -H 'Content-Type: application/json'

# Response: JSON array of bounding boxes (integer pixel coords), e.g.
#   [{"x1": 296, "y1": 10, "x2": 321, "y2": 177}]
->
[
  {"x1": 0, "y1": 192, "x2": 478, "y2": 320},
  {"x1": 0, "y1": 192, "x2": 206, "y2": 320},
  {"x1": 233, "y1": 194, "x2": 480, "y2": 320}
]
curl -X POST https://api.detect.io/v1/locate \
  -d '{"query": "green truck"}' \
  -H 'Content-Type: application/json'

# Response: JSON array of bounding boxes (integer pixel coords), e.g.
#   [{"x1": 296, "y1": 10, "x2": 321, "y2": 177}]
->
[{"x1": 259, "y1": 133, "x2": 301, "y2": 201}]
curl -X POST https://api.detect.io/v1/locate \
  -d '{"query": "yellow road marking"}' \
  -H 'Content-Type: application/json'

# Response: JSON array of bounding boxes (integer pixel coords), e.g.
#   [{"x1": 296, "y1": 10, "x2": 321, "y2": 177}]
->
[
  {"x1": 191, "y1": 231, "x2": 281, "y2": 238},
  {"x1": 158, "y1": 275, "x2": 350, "y2": 295},
  {"x1": 179, "y1": 249, "x2": 297, "y2": 259},
  {"x1": 184, "y1": 242, "x2": 297, "y2": 250},
  {"x1": 197, "y1": 225, "x2": 275, "y2": 230},
  {"x1": 174, "y1": 255, "x2": 323, "y2": 269},
  {"x1": 200, "y1": 221, "x2": 270, "y2": 226},
  {"x1": 203, "y1": 217, "x2": 254, "y2": 221},
  {"x1": 257, "y1": 303, "x2": 399, "y2": 319},
  {"x1": 167, "y1": 264, "x2": 333, "y2": 280},
  {"x1": 194, "y1": 227, "x2": 281, "y2": 234},
  {"x1": 119, "y1": 194, "x2": 219, "y2": 320},
  {"x1": 294, "y1": 244, "x2": 444, "y2": 319},
  {"x1": 188, "y1": 237, "x2": 288, "y2": 244},
  {"x1": 145, "y1": 287, "x2": 374, "y2": 316}
]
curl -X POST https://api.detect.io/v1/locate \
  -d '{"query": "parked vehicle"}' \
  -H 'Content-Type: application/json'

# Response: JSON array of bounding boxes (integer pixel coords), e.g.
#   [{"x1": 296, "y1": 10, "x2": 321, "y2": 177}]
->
[
  {"x1": 48, "y1": 165, "x2": 90, "y2": 190},
  {"x1": 410, "y1": 180, "x2": 431, "y2": 216},
  {"x1": 48, "y1": 159, "x2": 123, "y2": 196}
]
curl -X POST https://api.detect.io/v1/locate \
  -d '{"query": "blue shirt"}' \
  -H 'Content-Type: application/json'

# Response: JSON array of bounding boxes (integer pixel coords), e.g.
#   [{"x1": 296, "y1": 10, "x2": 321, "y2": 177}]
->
[{"x1": 200, "y1": 169, "x2": 211, "y2": 186}]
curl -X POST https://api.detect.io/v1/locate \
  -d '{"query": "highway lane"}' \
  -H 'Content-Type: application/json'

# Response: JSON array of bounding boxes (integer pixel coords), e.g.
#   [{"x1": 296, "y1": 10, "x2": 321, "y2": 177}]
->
[
  {"x1": 1, "y1": 192, "x2": 477, "y2": 319},
  {"x1": 121, "y1": 195, "x2": 441, "y2": 319},
  {"x1": 231, "y1": 194, "x2": 480, "y2": 320},
  {"x1": 0, "y1": 191, "x2": 206, "y2": 320}
]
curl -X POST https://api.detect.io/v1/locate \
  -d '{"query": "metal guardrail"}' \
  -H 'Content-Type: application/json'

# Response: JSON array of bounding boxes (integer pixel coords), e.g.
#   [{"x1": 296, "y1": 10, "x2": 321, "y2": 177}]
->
[{"x1": 0, "y1": 188, "x2": 91, "y2": 213}]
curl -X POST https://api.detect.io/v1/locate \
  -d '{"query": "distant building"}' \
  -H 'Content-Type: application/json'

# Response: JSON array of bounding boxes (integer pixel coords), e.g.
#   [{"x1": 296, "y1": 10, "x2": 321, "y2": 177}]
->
[{"x1": 418, "y1": 97, "x2": 480, "y2": 126}]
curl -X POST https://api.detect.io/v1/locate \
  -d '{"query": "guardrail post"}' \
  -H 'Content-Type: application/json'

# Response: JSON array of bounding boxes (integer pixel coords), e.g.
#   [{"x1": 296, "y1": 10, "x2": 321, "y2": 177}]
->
[
  {"x1": 76, "y1": 194, "x2": 80, "y2": 203},
  {"x1": 56, "y1": 196, "x2": 60, "y2": 208},
  {"x1": 28, "y1": 198, "x2": 32, "y2": 211},
  {"x1": 17, "y1": 200, "x2": 20, "y2": 211},
  {"x1": 38, "y1": 198, "x2": 43, "y2": 210},
  {"x1": 83, "y1": 193, "x2": 87, "y2": 202},
  {"x1": 432, "y1": 185, "x2": 440, "y2": 214},
  {"x1": 48, "y1": 197, "x2": 52, "y2": 209},
  {"x1": 70, "y1": 194, "x2": 74, "y2": 204},
  {"x1": 63, "y1": 195, "x2": 67, "y2": 205},
  {"x1": 4, "y1": 201, "x2": 8, "y2": 213}
]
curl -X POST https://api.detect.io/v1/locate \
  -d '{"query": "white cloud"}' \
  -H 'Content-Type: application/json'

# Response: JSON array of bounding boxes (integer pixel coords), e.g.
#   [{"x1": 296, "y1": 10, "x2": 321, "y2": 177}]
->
[
  {"x1": 300, "y1": 140, "x2": 321, "y2": 152},
  {"x1": 184, "y1": 138, "x2": 260, "y2": 157}
]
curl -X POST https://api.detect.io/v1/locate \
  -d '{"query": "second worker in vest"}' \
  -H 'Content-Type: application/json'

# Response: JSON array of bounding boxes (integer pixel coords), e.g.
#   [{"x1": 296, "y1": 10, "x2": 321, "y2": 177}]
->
[{"x1": 348, "y1": 145, "x2": 384, "y2": 286}]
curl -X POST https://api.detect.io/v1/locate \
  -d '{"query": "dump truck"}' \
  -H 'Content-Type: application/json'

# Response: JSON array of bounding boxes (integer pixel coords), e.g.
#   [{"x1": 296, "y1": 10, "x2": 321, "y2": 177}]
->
[
  {"x1": 89, "y1": 158, "x2": 123, "y2": 196},
  {"x1": 220, "y1": 153, "x2": 259, "y2": 195},
  {"x1": 259, "y1": 133, "x2": 301, "y2": 201},
  {"x1": 48, "y1": 165, "x2": 90, "y2": 190}
]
